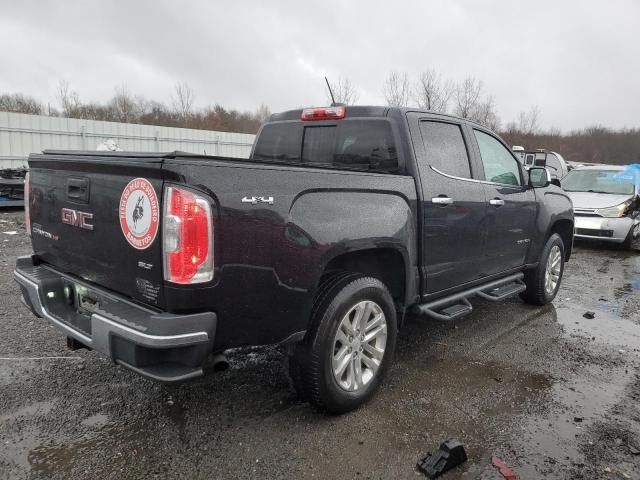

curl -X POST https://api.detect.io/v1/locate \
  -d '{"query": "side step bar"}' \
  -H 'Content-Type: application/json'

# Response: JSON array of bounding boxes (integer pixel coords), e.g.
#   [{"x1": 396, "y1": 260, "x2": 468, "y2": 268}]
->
[{"x1": 414, "y1": 273, "x2": 526, "y2": 321}]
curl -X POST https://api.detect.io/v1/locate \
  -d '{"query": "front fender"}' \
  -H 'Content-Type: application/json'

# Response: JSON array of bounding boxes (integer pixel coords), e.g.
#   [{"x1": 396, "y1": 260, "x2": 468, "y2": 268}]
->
[{"x1": 526, "y1": 186, "x2": 574, "y2": 264}]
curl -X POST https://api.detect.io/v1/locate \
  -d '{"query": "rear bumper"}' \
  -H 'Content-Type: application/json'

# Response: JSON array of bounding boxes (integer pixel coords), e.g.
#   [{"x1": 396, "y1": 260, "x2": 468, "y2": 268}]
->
[
  {"x1": 14, "y1": 255, "x2": 216, "y2": 382},
  {"x1": 574, "y1": 215, "x2": 637, "y2": 243}
]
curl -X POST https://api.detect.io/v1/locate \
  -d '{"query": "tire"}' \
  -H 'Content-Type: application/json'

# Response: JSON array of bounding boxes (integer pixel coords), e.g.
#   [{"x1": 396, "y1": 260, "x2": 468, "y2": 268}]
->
[
  {"x1": 289, "y1": 273, "x2": 397, "y2": 414},
  {"x1": 622, "y1": 222, "x2": 640, "y2": 251},
  {"x1": 520, "y1": 233, "x2": 565, "y2": 305}
]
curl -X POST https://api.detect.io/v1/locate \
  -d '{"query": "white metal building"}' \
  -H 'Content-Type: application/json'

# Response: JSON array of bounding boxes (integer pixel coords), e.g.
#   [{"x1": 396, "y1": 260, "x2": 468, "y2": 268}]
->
[{"x1": 0, "y1": 112, "x2": 256, "y2": 169}]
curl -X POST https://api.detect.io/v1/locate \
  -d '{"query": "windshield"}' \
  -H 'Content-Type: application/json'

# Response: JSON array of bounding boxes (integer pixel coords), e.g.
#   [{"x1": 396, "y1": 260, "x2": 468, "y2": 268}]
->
[{"x1": 562, "y1": 169, "x2": 635, "y2": 195}]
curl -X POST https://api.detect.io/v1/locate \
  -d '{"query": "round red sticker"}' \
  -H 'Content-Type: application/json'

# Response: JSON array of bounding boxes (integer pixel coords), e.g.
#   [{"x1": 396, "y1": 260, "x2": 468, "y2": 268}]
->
[{"x1": 119, "y1": 178, "x2": 160, "y2": 250}]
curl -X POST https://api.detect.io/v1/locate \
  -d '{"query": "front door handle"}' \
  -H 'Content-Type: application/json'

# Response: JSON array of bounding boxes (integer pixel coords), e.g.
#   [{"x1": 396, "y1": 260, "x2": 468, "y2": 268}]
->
[
  {"x1": 489, "y1": 198, "x2": 505, "y2": 207},
  {"x1": 431, "y1": 196, "x2": 454, "y2": 206}
]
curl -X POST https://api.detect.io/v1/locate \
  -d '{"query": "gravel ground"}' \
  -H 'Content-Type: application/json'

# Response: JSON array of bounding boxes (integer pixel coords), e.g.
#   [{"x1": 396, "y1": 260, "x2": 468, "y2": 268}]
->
[{"x1": 1, "y1": 209, "x2": 639, "y2": 480}]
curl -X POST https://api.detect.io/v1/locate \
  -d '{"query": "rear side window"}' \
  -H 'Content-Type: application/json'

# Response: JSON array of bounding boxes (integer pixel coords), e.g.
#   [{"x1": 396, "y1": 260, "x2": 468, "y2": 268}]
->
[
  {"x1": 419, "y1": 121, "x2": 471, "y2": 179},
  {"x1": 474, "y1": 130, "x2": 522, "y2": 186},
  {"x1": 253, "y1": 120, "x2": 398, "y2": 172}
]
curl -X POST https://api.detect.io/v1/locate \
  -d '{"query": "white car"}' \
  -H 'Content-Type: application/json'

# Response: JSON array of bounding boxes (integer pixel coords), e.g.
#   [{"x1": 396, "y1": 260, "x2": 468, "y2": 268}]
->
[{"x1": 563, "y1": 165, "x2": 640, "y2": 250}]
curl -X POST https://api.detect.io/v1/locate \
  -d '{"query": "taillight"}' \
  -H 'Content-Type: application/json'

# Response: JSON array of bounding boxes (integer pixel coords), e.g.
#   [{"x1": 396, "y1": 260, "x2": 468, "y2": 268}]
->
[
  {"x1": 163, "y1": 186, "x2": 213, "y2": 284},
  {"x1": 301, "y1": 106, "x2": 346, "y2": 121},
  {"x1": 24, "y1": 171, "x2": 31, "y2": 236}
]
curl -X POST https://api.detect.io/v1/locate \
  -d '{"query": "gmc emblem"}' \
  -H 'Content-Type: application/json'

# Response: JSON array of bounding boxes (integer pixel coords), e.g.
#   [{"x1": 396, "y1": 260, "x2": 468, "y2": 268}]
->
[{"x1": 61, "y1": 208, "x2": 94, "y2": 231}]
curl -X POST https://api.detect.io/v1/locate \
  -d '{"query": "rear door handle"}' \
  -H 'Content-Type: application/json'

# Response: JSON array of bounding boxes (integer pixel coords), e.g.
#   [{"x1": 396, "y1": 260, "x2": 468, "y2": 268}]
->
[
  {"x1": 431, "y1": 196, "x2": 454, "y2": 206},
  {"x1": 489, "y1": 198, "x2": 505, "y2": 207}
]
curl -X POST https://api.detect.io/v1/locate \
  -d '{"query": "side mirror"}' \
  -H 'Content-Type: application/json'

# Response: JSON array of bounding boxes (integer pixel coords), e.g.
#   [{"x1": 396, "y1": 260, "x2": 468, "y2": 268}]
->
[{"x1": 529, "y1": 167, "x2": 551, "y2": 188}]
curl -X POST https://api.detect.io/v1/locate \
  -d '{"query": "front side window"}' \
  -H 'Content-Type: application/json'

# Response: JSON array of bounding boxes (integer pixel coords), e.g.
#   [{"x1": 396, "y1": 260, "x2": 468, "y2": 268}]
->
[
  {"x1": 419, "y1": 121, "x2": 471, "y2": 179},
  {"x1": 474, "y1": 130, "x2": 522, "y2": 186}
]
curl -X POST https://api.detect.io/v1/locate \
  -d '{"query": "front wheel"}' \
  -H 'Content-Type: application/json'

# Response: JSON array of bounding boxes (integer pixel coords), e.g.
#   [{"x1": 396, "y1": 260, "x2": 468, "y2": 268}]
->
[
  {"x1": 520, "y1": 233, "x2": 565, "y2": 305},
  {"x1": 622, "y1": 222, "x2": 640, "y2": 251},
  {"x1": 290, "y1": 274, "x2": 397, "y2": 414}
]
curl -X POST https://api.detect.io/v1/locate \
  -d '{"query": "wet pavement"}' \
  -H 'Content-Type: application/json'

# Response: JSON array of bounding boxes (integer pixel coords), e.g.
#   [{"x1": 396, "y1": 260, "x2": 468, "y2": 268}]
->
[{"x1": 1, "y1": 209, "x2": 639, "y2": 479}]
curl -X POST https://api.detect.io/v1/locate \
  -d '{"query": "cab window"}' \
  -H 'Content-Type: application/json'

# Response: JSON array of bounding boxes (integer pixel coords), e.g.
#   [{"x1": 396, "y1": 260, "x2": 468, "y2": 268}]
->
[
  {"x1": 474, "y1": 130, "x2": 522, "y2": 186},
  {"x1": 419, "y1": 121, "x2": 471, "y2": 179}
]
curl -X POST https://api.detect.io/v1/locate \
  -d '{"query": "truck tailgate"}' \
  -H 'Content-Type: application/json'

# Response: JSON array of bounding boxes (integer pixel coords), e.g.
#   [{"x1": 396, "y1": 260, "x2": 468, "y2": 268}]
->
[{"x1": 28, "y1": 152, "x2": 166, "y2": 308}]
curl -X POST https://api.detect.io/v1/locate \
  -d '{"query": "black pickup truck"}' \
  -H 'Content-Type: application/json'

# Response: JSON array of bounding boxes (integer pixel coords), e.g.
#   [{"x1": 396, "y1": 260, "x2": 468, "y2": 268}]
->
[{"x1": 14, "y1": 106, "x2": 574, "y2": 413}]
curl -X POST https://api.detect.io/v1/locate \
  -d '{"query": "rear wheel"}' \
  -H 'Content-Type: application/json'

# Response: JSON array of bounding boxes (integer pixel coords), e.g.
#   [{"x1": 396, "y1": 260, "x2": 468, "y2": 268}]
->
[
  {"x1": 289, "y1": 274, "x2": 397, "y2": 413},
  {"x1": 520, "y1": 233, "x2": 565, "y2": 305}
]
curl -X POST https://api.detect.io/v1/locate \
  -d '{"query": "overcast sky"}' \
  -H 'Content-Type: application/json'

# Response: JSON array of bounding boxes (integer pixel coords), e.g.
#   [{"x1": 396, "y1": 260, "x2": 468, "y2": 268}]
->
[{"x1": 1, "y1": 0, "x2": 639, "y2": 131}]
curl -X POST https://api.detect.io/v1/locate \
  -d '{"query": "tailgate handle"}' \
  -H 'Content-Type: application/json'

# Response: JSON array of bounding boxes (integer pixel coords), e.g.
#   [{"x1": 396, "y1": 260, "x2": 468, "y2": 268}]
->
[{"x1": 67, "y1": 177, "x2": 90, "y2": 202}]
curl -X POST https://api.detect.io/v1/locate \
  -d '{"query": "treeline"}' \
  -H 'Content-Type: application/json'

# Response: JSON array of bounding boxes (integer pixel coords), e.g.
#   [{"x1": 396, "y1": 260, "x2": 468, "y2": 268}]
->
[
  {"x1": 0, "y1": 82, "x2": 270, "y2": 134},
  {"x1": 502, "y1": 127, "x2": 640, "y2": 165},
  {"x1": 330, "y1": 71, "x2": 640, "y2": 166},
  {"x1": 1, "y1": 78, "x2": 639, "y2": 165}
]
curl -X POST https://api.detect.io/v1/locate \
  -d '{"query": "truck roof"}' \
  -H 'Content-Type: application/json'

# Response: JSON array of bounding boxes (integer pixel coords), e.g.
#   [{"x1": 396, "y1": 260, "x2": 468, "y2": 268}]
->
[{"x1": 268, "y1": 106, "x2": 490, "y2": 128}]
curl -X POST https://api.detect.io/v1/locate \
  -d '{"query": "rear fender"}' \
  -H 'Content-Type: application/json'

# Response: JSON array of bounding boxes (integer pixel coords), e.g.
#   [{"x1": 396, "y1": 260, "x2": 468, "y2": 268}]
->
[{"x1": 288, "y1": 190, "x2": 418, "y2": 306}]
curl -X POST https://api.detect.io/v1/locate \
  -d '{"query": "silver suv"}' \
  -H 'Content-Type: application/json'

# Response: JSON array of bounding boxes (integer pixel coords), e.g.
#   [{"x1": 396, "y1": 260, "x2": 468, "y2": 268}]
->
[{"x1": 563, "y1": 165, "x2": 640, "y2": 250}]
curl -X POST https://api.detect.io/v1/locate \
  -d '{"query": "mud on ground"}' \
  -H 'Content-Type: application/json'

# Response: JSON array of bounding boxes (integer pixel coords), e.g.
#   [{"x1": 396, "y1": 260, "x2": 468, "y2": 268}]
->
[{"x1": 1, "y1": 209, "x2": 639, "y2": 479}]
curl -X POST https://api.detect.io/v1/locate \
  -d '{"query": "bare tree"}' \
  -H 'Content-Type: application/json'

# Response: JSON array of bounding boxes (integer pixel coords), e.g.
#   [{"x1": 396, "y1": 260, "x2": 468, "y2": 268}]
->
[
  {"x1": 414, "y1": 69, "x2": 452, "y2": 113},
  {"x1": 0, "y1": 93, "x2": 43, "y2": 115},
  {"x1": 110, "y1": 84, "x2": 139, "y2": 123},
  {"x1": 254, "y1": 104, "x2": 271, "y2": 124},
  {"x1": 453, "y1": 76, "x2": 482, "y2": 119},
  {"x1": 517, "y1": 106, "x2": 540, "y2": 135},
  {"x1": 172, "y1": 82, "x2": 195, "y2": 120},
  {"x1": 383, "y1": 71, "x2": 410, "y2": 107},
  {"x1": 56, "y1": 80, "x2": 81, "y2": 117},
  {"x1": 453, "y1": 76, "x2": 501, "y2": 129},
  {"x1": 326, "y1": 77, "x2": 359, "y2": 105},
  {"x1": 471, "y1": 96, "x2": 501, "y2": 131}
]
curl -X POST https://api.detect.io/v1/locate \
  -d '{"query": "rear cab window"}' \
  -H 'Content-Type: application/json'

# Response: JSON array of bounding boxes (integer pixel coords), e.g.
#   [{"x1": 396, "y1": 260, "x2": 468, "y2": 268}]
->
[
  {"x1": 253, "y1": 119, "x2": 399, "y2": 173},
  {"x1": 418, "y1": 121, "x2": 472, "y2": 179}
]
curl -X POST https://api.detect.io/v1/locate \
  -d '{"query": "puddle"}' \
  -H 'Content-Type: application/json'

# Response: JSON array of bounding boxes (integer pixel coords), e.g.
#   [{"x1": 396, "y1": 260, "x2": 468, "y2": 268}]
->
[
  {"x1": 80, "y1": 413, "x2": 110, "y2": 429},
  {"x1": 0, "y1": 401, "x2": 57, "y2": 475},
  {"x1": 0, "y1": 400, "x2": 54, "y2": 422},
  {"x1": 506, "y1": 303, "x2": 640, "y2": 477},
  {"x1": 556, "y1": 304, "x2": 640, "y2": 349},
  {"x1": 22, "y1": 402, "x2": 187, "y2": 477},
  {"x1": 512, "y1": 364, "x2": 632, "y2": 478}
]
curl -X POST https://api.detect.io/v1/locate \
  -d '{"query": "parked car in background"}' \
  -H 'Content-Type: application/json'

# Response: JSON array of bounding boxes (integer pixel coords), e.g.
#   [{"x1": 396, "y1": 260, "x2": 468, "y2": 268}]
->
[
  {"x1": 513, "y1": 148, "x2": 569, "y2": 182},
  {"x1": 566, "y1": 160, "x2": 604, "y2": 172},
  {"x1": 564, "y1": 165, "x2": 640, "y2": 250}
]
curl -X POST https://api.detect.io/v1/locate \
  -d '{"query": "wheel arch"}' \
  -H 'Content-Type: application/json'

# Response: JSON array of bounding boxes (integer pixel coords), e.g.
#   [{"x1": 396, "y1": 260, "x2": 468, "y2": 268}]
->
[
  {"x1": 321, "y1": 247, "x2": 411, "y2": 312},
  {"x1": 549, "y1": 218, "x2": 574, "y2": 261}
]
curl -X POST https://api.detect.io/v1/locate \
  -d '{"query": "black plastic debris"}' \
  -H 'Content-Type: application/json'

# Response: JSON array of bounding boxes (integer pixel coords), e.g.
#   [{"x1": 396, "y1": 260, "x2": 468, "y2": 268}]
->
[
  {"x1": 583, "y1": 311, "x2": 595, "y2": 319},
  {"x1": 574, "y1": 416, "x2": 583, "y2": 423},
  {"x1": 417, "y1": 439, "x2": 467, "y2": 478}
]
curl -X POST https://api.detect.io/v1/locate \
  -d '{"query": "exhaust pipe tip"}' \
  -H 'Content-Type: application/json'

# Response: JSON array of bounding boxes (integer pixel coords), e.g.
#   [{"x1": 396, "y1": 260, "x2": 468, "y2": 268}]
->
[{"x1": 211, "y1": 352, "x2": 229, "y2": 372}]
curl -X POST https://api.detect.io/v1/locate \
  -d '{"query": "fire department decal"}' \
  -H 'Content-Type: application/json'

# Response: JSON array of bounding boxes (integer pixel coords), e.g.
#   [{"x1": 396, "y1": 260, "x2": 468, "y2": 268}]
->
[{"x1": 119, "y1": 178, "x2": 159, "y2": 250}]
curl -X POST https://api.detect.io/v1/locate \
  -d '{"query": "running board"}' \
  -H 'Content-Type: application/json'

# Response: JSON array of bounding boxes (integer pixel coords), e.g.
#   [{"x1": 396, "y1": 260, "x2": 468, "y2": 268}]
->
[
  {"x1": 476, "y1": 279, "x2": 526, "y2": 301},
  {"x1": 414, "y1": 273, "x2": 525, "y2": 321}
]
